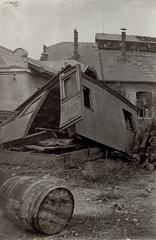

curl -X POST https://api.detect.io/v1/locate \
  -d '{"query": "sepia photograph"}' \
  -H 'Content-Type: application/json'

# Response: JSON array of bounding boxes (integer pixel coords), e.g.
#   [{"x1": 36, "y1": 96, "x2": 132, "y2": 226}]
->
[{"x1": 0, "y1": 0, "x2": 156, "y2": 239}]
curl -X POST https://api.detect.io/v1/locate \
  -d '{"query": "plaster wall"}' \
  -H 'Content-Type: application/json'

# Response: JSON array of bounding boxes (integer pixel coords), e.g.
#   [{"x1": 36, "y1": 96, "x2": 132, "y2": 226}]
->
[
  {"x1": 106, "y1": 81, "x2": 156, "y2": 118},
  {"x1": 0, "y1": 71, "x2": 47, "y2": 111}
]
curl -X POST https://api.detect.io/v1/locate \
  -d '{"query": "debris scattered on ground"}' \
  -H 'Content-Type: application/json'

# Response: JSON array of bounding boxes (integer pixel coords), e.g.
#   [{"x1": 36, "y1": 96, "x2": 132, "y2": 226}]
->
[{"x1": 133, "y1": 119, "x2": 156, "y2": 170}]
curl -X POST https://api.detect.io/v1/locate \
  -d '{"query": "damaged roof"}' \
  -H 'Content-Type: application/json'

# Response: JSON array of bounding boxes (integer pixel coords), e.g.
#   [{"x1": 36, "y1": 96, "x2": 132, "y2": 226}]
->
[
  {"x1": 44, "y1": 41, "x2": 156, "y2": 82},
  {"x1": 0, "y1": 46, "x2": 56, "y2": 77},
  {"x1": 36, "y1": 60, "x2": 87, "y2": 74},
  {"x1": 43, "y1": 42, "x2": 102, "y2": 78},
  {"x1": 98, "y1": 50, "x2": 156, "y2": 82},
  {"x1": 95, "y1": 33, "x2": 156, "y2": 44}
]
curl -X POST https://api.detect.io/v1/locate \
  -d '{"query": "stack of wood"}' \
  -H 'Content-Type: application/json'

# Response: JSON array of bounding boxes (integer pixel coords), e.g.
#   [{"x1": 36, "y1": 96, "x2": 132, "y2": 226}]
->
[{"x1": 133, "y1": 119, "x2": 156, "y2": 170}]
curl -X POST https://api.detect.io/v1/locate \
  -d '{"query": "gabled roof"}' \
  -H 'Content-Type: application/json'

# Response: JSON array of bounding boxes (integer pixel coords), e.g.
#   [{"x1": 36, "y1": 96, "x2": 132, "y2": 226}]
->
[
  {"x1": 36, "y1": 60, "x2": 86, "y2": 74},
  {"x1": 99, "y1": 50, "x2": 156, "y2": 82},
  {"x1": 0, "y1": 45, "x2": 13, "y2": 54},
  {"x1": 95, "y1": 33, "x2": 156, "y2": 44},
  {"x1": 44, "y1": 42, "x2": 102, "y2": 78},
  {"x1": 0, "y1": 46, "x2": 55, "y2": 77},
  {"x1": 0, "y1": 45, "x2": 13, "y2": 66},
  {"x1": 44, "y1": 41, "x2": 156, "y2": 82},
  {"x1": 27, "y1": 58, "x2": 55, "y2": 76},
  {"x1": 37, "y1": 60, "x2": 98, "y2": 80},
  {"x1": 0, "y1": 45, "x2": 98, "y2": 78}
]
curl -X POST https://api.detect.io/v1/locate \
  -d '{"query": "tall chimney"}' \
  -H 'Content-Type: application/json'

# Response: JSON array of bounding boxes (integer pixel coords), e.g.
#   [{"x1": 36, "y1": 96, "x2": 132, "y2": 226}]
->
[
  {"x1": 73, "y1": 28, "x2": 79, "y2": 59},
  {"x1": 121, "y1": 28, "x2": 127, "y2": 56}
]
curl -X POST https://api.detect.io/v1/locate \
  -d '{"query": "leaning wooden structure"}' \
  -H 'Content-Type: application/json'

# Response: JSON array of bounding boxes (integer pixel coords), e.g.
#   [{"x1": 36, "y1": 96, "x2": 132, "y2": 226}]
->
[{"x1": 0, "y1": 64, "x2": 138, "y2": 166}]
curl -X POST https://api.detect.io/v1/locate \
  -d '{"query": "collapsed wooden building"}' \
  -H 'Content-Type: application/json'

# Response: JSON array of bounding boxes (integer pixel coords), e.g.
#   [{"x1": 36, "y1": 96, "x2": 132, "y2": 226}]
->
[{"x1": 0, "y1": 64, "x2": 138, "y2": 166}]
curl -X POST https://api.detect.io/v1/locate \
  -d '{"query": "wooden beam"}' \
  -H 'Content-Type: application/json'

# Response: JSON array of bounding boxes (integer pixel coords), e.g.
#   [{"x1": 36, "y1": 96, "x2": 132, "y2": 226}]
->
[
  {"x1": 0, "y1": 147, "x2": 105, "y2": 167},
  {"x1": 25, "y1": 144, "x2": 77, "y2": 152},
  {"x1": 1, "y1": 131, "x2": 55, "y2": 148}
]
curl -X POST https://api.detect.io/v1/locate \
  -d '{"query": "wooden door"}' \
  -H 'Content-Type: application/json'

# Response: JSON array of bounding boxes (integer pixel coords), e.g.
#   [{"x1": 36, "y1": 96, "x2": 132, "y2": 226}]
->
[{"x1": 59, "y1": 64, "x2": 84, "y2": 130}]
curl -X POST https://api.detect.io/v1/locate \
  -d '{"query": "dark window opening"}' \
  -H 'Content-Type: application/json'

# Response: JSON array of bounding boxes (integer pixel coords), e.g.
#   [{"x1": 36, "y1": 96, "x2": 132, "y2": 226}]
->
[
  {"x1": 84, "y1": 69, "x2": 98, "y2": 80},
  {"x1": 123, "y1": 109, "x2": 134, "y2": 131},
  {"x1": 28, "y1": 87, "x2": 60, "y2": 134},
  {"x1": 136, "y1": 91, "x2": 152, "y2": 118},
  {"x1": 108, "y1": 41, "x2": 114, "y2": 48},
  {"x1": 83, "y1": 86, "x2": 91, "y2": 109}
]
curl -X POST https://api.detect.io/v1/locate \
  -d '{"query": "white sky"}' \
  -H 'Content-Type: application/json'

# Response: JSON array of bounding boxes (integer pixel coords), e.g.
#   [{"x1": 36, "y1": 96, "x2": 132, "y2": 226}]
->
[{"x1": 0, "y1": 0, "x2": 156, "y2": 59}]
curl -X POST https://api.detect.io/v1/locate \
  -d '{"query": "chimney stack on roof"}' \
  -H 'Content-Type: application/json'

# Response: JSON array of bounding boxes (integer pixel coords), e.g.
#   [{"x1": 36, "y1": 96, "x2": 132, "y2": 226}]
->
[
  {"x1": 121, "y1": 28, "x2": 127, "y2": 56},
  {"x1": 73, "y1": 28, "x2": 79, "y2": 60},
  {"x1": 40, "y1": 45, "x2": 48, "y2": 61}
]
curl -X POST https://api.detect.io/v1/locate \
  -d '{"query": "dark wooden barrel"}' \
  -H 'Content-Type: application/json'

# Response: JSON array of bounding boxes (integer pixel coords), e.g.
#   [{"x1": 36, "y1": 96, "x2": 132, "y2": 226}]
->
[{"x1": 0, "y1": 176, "x2": 74, "y2": 235}]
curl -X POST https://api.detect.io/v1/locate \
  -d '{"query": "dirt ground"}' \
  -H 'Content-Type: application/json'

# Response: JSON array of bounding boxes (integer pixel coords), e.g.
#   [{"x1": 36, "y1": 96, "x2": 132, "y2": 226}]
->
[{"x1": 0, "y1": 158, "x2": 156, "y2": 240}]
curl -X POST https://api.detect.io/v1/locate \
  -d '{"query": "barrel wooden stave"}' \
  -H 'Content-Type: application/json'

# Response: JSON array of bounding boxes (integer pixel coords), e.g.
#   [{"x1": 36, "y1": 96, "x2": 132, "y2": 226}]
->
[
  {"x1": 0, "y1": 176, "x2": 74, "y2": 235},
  {"x1": 36, "y1": 187, "x2": 74, "y2": 234}
]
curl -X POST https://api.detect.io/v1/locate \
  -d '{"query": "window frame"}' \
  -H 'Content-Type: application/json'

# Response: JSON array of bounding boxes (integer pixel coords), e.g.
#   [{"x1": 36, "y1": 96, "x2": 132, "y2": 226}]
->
[
  {"x1": 123, "y1": 109, "x2": 135, "y2": 132},
  {"x1": 136, "y1": 91, "x2": 152, "y2": 118},
  {"x1": 83, "y1": 86, "x2": 93, "y2": 110},
  {"x1": 61, "y1": 71, "x2": 81, "y2": 101}
]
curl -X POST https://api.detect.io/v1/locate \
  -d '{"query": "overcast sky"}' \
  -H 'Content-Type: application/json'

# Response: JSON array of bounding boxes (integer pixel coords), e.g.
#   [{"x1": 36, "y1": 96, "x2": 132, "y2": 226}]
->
[{"x1": 0, "y1": 0, "x2": 156, "y2": 59}]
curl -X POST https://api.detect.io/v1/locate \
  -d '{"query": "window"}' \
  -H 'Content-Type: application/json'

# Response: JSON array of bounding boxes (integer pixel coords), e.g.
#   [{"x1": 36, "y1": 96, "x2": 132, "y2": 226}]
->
[
  {"x1": 123, "y1": 109, "x2": 134, "y2": 131},
  {"x1": 84, "y1": 68, "x2": 98, "y2": 80},
  {"x1": 108, "y1": 41, "x2": 114, "y2": 48},
  {"x1": 83, "y1": 86, "x2": 92, "y2": 109},
  {"x1": 62, "y1": 74, "x2": 77, "y2": 99},
  {"x1": 126, "y1": 43, "x2": 130, "y2": 50},
  {"x1": 136, "y1": 91, "x2": 152, "y2": 118}
]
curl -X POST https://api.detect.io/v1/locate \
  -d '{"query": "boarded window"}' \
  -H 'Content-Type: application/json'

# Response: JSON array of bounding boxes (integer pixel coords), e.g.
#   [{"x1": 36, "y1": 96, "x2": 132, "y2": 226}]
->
[
  {"x1": 123, "y1": 109, "x2": 134, "y2": 131},
  {"x1": 83, "y1": 86, "x2": 92, "y2": 109}
]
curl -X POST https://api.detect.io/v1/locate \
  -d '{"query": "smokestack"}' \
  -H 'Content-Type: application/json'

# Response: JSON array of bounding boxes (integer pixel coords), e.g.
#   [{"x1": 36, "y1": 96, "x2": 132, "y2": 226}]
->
[
  {"x1": 121, "y1": 28, "x2": 127, "y2": 56},
  {"x1": 73, "y1": 28, "x2": 79, "y2": 59}
]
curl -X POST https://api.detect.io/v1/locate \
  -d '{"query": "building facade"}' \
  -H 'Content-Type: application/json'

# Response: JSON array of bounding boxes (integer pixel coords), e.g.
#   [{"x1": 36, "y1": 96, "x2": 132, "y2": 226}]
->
[
  {"x1": 40, "y1": 29, "x2": 156, "y2": 119},
  {"x1": 95, "y1": 31, "x2": 156, "y2": 53},
  {"x1": 0, "y1": 46, "x2": 55, "y2": 111}
]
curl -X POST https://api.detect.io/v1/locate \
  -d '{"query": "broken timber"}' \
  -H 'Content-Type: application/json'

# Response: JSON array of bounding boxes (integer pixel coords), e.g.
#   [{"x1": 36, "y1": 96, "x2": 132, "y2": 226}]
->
[
  {"x1": 0, "y1": 147, "x2": 104, "y2": 168},
  {"x1": 0, "y1": 63, "x2": 139, "y2": 166}
]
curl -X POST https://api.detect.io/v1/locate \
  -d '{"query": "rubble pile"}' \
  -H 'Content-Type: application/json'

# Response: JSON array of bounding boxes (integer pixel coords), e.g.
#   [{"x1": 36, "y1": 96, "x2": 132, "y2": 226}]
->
[{"x1": 133, "y1": 119, "x2": 156, "y2": 170}]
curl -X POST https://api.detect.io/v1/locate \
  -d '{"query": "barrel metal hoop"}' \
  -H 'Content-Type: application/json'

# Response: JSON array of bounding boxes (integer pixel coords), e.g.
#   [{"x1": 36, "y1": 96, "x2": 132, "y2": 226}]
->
[
  {"x1": 3, "y1": 176, "x2": 31, "y2": 211},
  {"x1": 19, "y1": 177, "x2": 51, "y2": 226}
]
